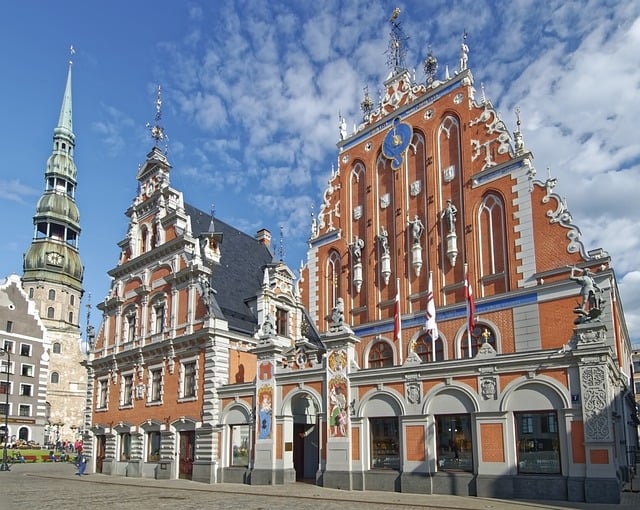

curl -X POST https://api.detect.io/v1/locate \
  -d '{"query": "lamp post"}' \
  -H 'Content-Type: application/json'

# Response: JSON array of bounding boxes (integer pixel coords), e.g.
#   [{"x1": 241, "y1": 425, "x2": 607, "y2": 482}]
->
[{"x1": 0, "y1": 348, "x2": 11, "y2": 472}]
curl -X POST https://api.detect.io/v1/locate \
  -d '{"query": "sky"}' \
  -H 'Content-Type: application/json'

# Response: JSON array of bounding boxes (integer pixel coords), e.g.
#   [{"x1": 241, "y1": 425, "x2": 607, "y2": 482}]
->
[{"x1": 0, "y1": 1, "x2": 639, "y2": 347}]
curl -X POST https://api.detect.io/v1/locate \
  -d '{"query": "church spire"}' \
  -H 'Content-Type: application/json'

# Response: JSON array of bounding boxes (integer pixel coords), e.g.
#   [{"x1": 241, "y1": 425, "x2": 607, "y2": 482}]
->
[
  {"x1": 23, "y1": 50, "x2": 83, "y2": 302},
  {"x1": 55, "y1": 48, "x2": 74, "y2": 143}
]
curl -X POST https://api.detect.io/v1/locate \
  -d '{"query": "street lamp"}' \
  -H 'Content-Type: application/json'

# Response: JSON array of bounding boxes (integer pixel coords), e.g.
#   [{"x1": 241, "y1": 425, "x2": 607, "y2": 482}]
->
[{"x1": 0, "y1": 347, "x2": 11, "y2": 472}]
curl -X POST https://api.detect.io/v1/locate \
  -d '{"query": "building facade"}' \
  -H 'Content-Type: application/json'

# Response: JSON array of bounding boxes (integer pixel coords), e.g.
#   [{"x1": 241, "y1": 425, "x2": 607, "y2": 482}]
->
[
  {"x1": 292, "y1": 15, "x2": 637, "y2": 505},
  {"x1": 83, "y1": 12, "x2": 637, "y2": 506},
  {"x1": 21, "y1": 59, "x2": 87, "y2": 446},
  {"x1": 84, "y1": 89, "x2": 311, "y2": 482},
  {"x1": 0, "y1": 275, "x2": 49, "y2": 446}
]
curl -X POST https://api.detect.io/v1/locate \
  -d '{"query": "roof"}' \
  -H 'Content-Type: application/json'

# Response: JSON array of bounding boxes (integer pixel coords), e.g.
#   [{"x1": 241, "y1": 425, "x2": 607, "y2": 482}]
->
[{"x1": 185, "y1": 203, "x2": 275, "y2": 335}]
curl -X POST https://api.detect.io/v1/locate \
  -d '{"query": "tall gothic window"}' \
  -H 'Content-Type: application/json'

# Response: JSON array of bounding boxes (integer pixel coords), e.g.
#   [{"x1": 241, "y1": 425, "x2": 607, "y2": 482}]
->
[{"x1": 478, "y1": 193, "x2": 508, "y2": 294}]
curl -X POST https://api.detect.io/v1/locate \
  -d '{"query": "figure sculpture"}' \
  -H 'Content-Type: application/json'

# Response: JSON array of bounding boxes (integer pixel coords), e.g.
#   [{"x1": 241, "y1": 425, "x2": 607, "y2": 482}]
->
[
  {"x1": 442, "y1": 199, "x2": 457, "y2": 233},
  {"x1": 569, "y1": 266, "x2": 604, "y2": 323}
]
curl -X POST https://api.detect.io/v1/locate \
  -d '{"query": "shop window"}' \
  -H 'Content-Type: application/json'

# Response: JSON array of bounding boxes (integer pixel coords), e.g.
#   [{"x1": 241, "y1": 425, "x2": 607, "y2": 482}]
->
[
  {"x1": 120, "y1": 433, "x2": 131, "y2": 461},
  {"x1": 436, "y1": 414, "x2": 473, "y2": 471},
  {"x1": 230, "y1": 424, "x2": 250, "y2": 467},
  {"x1": 370, "y1": 417, "x2": 399, "y2": 469},
  {"x1": 147, "y1": 431, "x2": 161, "y2": 462},
  {"x1": 368, "y1": 341, "x2": 393, "y2": 368},
  {"x1": 515, "y1": 411, "x2": 560, "y2": 474}
]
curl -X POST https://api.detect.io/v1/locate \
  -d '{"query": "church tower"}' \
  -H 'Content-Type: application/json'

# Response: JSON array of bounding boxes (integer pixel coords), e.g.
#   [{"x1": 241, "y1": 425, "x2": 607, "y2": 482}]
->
[{"x1": 22, "y1": 55, "x2": 86, "y2": 445}]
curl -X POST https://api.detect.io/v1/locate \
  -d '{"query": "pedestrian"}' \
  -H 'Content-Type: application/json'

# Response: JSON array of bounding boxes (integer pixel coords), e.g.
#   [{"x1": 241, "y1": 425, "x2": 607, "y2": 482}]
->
[{"x1": 76, "y1": 450, "x2": 88, "y2": 476}]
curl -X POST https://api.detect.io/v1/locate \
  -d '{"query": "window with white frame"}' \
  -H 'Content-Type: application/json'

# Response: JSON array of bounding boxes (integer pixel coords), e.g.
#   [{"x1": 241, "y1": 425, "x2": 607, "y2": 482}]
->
[
  {"x1": 181, "y1": 360, "x2": 197, "y2": 399},
  {"x1": 20, "y1": 343, "x2": 32, "y2": 357},
  {"x1": 120, "y1": 432, "x2": 131, "y2": 461},
  {"x1": 151, "y1": 297, "x2": 166, "y2": 335},
  {"x1": 18, "y1": 404, "x2": 31, "y2": 417},
  {"x1": 147, "y1": 431, "x2": 161, "y2": 462},
  {"x1": 230, "y1": 424, "x2": 250, "y2": 467},
  {"x1": 98, "y1": 379, "x2": 108, "y2": 409},
  {"x1": 21, "y1": 364, "x2": 34, "y2": 377},
  {"x1": 149, "y1": 367, "x2": 163, "y2": 402},
  {"x1": 125, "y1": 309, "x2": 137, "y2": 343},
  {"x1": 0, "y1": 381, "x2": 11, "y2": 395},
  {"x1": 19, "y1": 383, "x2": 33, "y2": 397},
  {"x1": 0, "y1": 359, "x2": 13, "y2": 375},
  {"x1": 2, "y1": 339, "x2": 14, "y2": 354},
  {"x1": 121, "y1": 373, "x2": 133, "y2": 406}
]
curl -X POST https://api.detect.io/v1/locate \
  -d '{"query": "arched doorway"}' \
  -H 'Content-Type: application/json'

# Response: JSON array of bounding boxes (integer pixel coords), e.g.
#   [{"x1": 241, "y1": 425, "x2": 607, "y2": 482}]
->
[{"x1": 291, "y1": 393, "x2": 320, "y2": 481}]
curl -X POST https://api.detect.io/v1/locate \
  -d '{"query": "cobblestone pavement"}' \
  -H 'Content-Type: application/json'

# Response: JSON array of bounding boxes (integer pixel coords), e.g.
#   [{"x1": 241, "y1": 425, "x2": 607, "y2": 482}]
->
[{"x1": 2, "y1": 463, "x2": 639, "y2": 510}]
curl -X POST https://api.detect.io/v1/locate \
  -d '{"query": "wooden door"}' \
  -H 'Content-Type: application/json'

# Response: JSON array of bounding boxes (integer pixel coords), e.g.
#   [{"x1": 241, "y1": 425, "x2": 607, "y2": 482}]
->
[
  {"x1": 95, "y1": 435, "x2": 106, "y2": 473},
  {"x1": 178, "y1": 431, "x2": 195, "y2": 480}
]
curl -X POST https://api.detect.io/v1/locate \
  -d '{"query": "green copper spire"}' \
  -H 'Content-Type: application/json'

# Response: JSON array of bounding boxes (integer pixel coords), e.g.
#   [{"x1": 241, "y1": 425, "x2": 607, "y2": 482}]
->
[
  {"x1": 23, "y1": 50, "x2": 83, "y2": 296},
  {"x1": 55, "y1": 54, "x2": 74, "y2": 143}
]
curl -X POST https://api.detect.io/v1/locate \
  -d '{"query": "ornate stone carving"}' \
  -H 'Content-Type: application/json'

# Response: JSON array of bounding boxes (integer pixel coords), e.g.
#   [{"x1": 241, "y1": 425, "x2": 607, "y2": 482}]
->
[{"x1": 580, "y1": 365, "x2": 610, "y2": 441}]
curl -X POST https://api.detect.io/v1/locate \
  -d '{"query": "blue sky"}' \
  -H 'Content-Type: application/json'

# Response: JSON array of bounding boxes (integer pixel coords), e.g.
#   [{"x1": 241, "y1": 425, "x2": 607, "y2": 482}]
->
[{"x1": 1, "y1": 1, "x2": 639, "y2": 346}]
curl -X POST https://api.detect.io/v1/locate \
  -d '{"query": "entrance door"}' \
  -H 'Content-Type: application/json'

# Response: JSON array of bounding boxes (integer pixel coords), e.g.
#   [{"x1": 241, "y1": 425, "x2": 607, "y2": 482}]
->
[
  {"x1": 178, "y1": 431, "x2": 195, "y2": 480},
  {"x1": 293, "y1": 423, "x2": 305, "y2": 481},
  {"x1": 95, "y1": 435, "x2": 106, "y2": 473}
]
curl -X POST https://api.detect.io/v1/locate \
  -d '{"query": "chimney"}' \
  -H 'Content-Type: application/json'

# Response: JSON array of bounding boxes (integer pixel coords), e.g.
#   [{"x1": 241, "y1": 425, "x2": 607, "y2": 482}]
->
[{"x1": 256, "y1": 229, "x2": 271, "y2": 248}]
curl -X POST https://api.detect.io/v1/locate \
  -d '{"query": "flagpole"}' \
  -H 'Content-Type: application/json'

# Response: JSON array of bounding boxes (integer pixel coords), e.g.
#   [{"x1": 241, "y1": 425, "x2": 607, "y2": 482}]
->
[
  {"x1": 397, "y1": 277, "x2": 403, "y2": 364},
  {"x1": 465, "y1": 263, "x2": 472, "y2": 358}
]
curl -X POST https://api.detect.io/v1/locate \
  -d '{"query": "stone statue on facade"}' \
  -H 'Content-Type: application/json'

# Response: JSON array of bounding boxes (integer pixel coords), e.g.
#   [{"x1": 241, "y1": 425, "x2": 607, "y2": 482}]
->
[
  {"x1": 442, "y1": 199, "x2": 457, "y2": 233},
  {"x1": 409, "y1": 215, "x2": 424, "y2": 245},
  {"x1": 569, "y1": 266, "x2": 604, "y2": 324}
]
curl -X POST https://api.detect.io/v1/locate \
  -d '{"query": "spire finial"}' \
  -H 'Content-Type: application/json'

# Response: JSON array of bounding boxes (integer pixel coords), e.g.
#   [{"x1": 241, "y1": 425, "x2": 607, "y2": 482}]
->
[
  {"x1": 386, "y1": 8, "x2": 408, "y2": 73},
  {"x1": 69, "y1": 45, "x2": 75, "y2": 66},
  {"x1": 146, "y1": 85, "x2": 168, "y2": 151},
  {"x1": 423, "y1": 46, "x2": 438, "y2": 86},
  {"x1": 278, "y1": 225, "x2": 285, "y2": 262},
  {"x1": 460, "y1": 31, "x2": 469, "y2": 71}
]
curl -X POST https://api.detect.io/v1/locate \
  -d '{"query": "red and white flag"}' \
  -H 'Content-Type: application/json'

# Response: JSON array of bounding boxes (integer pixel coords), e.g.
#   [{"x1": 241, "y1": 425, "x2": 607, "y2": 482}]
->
[
  {"x1": 464, "y1": 265, "x2": 475, "y2": 333},
  {"x1": 426, "y1": 271, "x2": 438, "y2": 339},
  {"x1": 393, "y1": 278, "x2": 402, "y2": 344}
]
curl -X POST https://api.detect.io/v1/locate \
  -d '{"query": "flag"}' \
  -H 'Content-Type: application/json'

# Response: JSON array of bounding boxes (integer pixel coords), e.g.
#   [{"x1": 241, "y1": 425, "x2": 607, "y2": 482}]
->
[
  {"x1": 464, "y1": 265, "x2": 475, "y2": 332},
  {"x1": 426, "y1": 271, "x2": 438, "y2": 339},
  {"x1": 393, "y1": 279, "x2": 402, "y2": 344}
]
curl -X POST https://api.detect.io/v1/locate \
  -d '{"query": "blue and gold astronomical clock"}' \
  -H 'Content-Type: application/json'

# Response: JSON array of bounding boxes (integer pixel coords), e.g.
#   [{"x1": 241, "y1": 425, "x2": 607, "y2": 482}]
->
[{"x1": 382, "y1": 117, "x2": 412, "y2": 170}]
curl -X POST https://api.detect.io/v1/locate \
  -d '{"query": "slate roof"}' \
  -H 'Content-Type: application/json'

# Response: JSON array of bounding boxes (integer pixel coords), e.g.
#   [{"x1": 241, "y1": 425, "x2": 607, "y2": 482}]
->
[{"x1": 185, "y1": 203, "x2": 276, "y2": 336}]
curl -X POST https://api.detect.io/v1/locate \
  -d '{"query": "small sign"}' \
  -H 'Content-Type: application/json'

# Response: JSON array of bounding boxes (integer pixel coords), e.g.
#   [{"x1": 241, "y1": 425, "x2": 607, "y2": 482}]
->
[{"x1": 284, "y1": 442, "x2": 293, "y2": 452}]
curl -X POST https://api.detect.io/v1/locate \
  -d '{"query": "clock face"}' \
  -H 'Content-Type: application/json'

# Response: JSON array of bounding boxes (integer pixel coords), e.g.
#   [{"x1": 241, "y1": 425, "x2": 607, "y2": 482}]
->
[
  {"x1": 47, "y1": 252, "x2": 63, "y2": 265},
  {"x1": 382, "y1": 118, "x2": 412, "y2": 170}
]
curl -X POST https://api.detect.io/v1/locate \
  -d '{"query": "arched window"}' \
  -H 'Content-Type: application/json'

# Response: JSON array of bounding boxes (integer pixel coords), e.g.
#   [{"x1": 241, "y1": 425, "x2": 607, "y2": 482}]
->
[
  {"x1": 48, "y1": 289, "x2": 56, "y2": 300},
  {"x1": 52, "y1": 343, "x2": 61, "y2": 354},
  {"x1": 478, "y1": 193, "x2": 508, "y2": 294},
  {"x1": 124, "y1": 307, "x2": 137, "y2": 343},
  {"x1": 70, "y1": 295, "x2": 75, "y2": 306},
  {"x1": 368, "y1": 340, "x2": 394, "y2": 368},
  {"x1": 460, "y1": 325, "x2": 497, "y2": 358},
  {"x1": 68, "y1": 312, "x2": 73, "y2": 323},
  {"x1": 47, "y1": 307, "x2": 54, "y2": 319},
  {"x1": 29, "y1": 288, "x2": 34, "y2": 299},
  {"x1": 18, "y1": 427, "x2": 29, "y2": 441},
  {"x1": 414, "y1": 333, "x2": 444, "y2": 362},
  {"x1": 50, "y1": 372, "x2": 60, "y2": 384}
]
